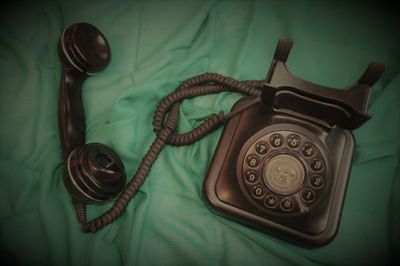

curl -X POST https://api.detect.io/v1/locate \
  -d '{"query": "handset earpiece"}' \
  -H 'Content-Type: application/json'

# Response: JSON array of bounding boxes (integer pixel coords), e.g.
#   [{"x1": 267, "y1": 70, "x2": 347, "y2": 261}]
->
[{"x1": 58, "y1": 23, "x2": 126, "y2": 204}]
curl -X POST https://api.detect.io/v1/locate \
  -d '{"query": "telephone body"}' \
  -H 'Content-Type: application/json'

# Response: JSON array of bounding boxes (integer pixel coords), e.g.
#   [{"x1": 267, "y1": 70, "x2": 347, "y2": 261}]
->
[{"x1": 203, "y1": 38, "x2": 384, "y2": 247}]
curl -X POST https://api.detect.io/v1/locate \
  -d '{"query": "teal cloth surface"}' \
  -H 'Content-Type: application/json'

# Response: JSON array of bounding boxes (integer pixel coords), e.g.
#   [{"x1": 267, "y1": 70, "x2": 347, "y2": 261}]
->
[{"x1": 0, "y1": 0, "x2": 399, "y2": 265}]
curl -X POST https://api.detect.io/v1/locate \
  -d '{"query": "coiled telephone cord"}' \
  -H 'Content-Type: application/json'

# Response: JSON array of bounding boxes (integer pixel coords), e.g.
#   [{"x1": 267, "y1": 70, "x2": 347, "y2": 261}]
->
[{"x1": 80, "y1": 72, "x2": 264, "y2": 232}]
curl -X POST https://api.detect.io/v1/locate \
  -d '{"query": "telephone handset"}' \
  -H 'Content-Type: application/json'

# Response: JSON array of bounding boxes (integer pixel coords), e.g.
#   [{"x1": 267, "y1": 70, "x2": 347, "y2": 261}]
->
[{"x1": 203, "y1": 38, "x2": 384, "y2": 246}]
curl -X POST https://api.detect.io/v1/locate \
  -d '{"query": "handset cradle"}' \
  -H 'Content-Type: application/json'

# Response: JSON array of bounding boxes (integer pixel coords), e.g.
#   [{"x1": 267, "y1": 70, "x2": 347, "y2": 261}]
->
[{"x1": 262, "y1": 38, "x2": 384, "y2": 129}]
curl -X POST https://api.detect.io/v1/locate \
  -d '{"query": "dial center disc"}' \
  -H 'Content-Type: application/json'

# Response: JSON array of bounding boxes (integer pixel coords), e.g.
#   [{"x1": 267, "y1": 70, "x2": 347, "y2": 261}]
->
[{"x1": 263, "y1": 154, "x2": 305, "y2": 195}]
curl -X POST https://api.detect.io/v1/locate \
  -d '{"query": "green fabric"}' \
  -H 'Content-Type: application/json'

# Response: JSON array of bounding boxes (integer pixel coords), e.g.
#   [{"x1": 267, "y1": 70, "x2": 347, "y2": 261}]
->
[{"x1": 1, "y1": 0, "x2": 399, "y2": 265}]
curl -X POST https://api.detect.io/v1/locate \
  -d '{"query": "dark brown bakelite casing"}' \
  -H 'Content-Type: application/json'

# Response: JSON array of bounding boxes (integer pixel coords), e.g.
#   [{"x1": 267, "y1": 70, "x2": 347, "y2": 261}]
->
[
  {"x1": 58, "y1": 22, "x2": 111, "y2": 159},
  {"x1": 203, "y1": 38, "x2": 384, "y2": 247},
  {"x1": 58, "y1": 23, "x2": 126, "y2": 204}
]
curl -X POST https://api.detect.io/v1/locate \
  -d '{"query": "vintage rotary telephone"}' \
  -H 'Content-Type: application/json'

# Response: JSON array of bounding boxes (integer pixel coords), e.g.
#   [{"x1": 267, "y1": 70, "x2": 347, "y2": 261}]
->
[{"x1": 58, "y1": 23, "x2": 384, "y2": 246}]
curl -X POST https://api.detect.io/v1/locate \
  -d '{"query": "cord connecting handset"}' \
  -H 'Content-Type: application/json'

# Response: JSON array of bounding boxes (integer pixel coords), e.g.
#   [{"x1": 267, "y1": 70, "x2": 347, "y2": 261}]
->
[{"x1": 57, "y1": 23, "x2": 383, "y2": 246}]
